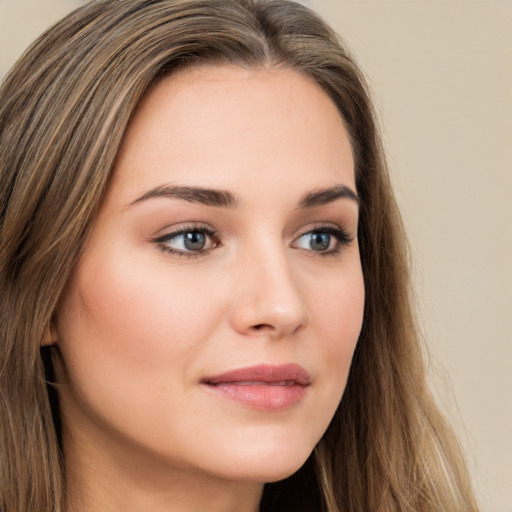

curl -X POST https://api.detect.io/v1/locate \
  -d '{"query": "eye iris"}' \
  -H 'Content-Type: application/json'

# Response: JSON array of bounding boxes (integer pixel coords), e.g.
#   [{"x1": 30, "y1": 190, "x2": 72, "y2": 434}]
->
[
  {"x1": 184, "y1": 231, "x2": 206, "y2": 251},
  {"x1": 310, "y1": 232, "x2": 330, "y2": 251}
]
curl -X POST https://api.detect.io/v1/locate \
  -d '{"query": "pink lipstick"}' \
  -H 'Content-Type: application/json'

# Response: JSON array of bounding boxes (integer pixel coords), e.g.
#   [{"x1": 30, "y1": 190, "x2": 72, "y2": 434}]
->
[{"x1": 201, "y1": 364, "x2": 310, "y2": 411}]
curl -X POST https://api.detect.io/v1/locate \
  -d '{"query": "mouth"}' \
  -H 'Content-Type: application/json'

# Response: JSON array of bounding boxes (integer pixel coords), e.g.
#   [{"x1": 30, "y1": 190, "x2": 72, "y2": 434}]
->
[{"x1": 200, "y1": 364, "x2": 310, "y2": 411}]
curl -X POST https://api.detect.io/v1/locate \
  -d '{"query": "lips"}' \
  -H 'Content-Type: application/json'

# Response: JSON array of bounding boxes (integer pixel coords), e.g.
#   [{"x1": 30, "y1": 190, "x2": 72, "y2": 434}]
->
[{"x1": 201, "y1": 364, "x2": 310, "y2": 410}]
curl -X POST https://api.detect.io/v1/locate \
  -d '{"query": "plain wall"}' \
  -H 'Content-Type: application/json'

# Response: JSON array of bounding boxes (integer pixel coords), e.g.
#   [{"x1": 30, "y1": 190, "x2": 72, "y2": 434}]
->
[{"x1": 1, "y1": 1, "x2": 511, "y2": 511}]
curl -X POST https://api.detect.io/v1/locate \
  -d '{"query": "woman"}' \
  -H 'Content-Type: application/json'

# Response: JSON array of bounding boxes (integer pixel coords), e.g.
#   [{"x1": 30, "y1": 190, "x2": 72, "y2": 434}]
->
[{"x1": 0, "y1": 0, "x2": 478, "y2": 511}]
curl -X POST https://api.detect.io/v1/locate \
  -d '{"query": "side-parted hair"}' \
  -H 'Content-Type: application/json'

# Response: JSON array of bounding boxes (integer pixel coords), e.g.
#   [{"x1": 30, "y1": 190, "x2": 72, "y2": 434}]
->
[{"x1": 0, "y1": 1, "x2": 478, "y2": 511}]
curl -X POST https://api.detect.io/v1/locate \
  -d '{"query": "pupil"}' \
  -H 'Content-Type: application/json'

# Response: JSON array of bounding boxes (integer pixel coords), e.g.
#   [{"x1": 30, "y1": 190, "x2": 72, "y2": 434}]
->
[
  {"x1": 184, "y1": 231, "x2": 206, "y2": 251},
  {"x1": 310, "y1": 233, "x2": 330, "y2": 251}
]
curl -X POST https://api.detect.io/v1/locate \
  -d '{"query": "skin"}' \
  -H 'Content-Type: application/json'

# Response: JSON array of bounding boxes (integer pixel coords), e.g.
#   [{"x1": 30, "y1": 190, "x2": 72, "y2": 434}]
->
[{"x1": 54, "y1": 65, "x2": 365, "y2": 512}]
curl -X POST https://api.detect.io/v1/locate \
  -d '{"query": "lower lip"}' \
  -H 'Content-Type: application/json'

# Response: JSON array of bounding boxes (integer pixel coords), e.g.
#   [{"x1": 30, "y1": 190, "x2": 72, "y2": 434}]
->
[{"x1": 202, "y1": 383, "x2": 308, "y2": 411}]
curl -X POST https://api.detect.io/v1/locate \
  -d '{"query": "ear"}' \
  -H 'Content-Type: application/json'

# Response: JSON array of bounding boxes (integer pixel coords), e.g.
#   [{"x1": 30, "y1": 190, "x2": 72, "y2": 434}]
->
[{"x1": 41, "y1": 324, "x2": 57, "y2": 346}]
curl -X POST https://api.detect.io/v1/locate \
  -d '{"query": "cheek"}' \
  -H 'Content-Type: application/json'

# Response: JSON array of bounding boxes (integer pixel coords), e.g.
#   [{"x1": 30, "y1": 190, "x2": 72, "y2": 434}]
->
[
  {"x1": 55, "y1": 250, "x2": 224, "y2": 400},
  {"x1": 309, "y1": 262, "x2": 365, "y2": 397},
  {"x1": 322, "y1": 275, "x2": 364, "y2": 354}
]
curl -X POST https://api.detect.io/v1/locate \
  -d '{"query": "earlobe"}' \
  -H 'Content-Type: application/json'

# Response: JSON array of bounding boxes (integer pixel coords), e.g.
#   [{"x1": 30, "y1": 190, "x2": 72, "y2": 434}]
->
[{"x1": 41, "y1": 324, "x2": 57, "y2": 346}]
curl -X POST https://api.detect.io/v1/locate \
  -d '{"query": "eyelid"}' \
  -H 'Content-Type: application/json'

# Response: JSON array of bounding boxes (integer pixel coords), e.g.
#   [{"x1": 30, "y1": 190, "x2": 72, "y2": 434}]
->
[
  {"x1": 293, "y1": 222, "x2": 354, "y2": 242},
  {"x1": 152, "y1": 222, "x2": 220, "y2": 257},
  {"x1": 291, "y1": 223, "x2": 355, "y2": 256}
]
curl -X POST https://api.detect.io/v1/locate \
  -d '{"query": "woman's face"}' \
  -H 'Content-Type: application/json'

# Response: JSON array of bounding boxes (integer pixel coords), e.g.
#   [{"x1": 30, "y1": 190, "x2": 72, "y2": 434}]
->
[{"x1": 55, "y1": 65, "x2": 364, "y2": 492}]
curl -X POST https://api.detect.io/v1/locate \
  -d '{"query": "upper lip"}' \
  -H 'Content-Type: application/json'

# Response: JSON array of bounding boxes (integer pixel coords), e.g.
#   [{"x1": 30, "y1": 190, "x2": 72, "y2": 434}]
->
[{"x1": 201, "y1": 363, "x2": 311, "y2": 386}]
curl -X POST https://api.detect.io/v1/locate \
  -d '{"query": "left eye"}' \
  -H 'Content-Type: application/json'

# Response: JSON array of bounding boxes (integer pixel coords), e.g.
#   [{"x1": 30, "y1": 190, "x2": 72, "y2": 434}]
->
[
  {"x1": 292, "y1": 226, "x2": 352, "y2": 254},
  {"x1": 174, "y1": 231, "x2": 208, "y2": 251}
]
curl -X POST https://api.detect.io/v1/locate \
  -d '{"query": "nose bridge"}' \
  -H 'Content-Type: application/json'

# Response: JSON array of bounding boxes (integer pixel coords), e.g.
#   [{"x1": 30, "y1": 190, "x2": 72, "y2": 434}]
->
[{"x1": 229, "y1": 232, "x2": 310, "y2": 337}]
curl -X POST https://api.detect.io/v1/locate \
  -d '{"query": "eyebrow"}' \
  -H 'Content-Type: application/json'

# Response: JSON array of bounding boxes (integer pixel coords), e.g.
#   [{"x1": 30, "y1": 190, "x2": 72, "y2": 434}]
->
[
  {"x1": 296, "y1": 185, "x2": 359, "y2": 209},
  {"x1": 129, "y1": 185, "x2": 240, "y2": 209},
  {"x1": 129, "y1": 183, "x2": 359, "y2": 209}
]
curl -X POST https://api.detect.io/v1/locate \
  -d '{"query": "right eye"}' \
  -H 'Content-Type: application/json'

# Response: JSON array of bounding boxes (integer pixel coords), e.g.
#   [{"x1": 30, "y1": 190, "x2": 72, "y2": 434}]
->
[{"x1": 153, "y1": 224, "x2": 220, "y2": 258}]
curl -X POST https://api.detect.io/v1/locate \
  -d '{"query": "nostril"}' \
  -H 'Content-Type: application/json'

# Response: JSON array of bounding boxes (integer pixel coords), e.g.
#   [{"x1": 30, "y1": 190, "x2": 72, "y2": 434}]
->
[{"x1": 252, "y1": 324, "x2": 272, "y2": 331}]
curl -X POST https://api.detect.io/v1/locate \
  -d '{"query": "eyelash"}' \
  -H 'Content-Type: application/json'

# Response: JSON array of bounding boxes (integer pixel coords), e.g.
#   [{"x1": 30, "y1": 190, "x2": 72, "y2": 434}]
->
[
  {"x1": 293, "y1": 224, "x2": 354, "y2": 259},
  {"x1": 153, "y1": 223, "x2": 354, "y2": 259},
  {"x1": 153, "y1": 223, "x2": 220, "y2": 258}
]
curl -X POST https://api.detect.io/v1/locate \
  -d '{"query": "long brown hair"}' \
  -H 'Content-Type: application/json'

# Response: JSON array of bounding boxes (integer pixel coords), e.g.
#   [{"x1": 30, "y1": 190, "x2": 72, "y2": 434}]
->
[{"x1": 0, "y1": 1, "x2": 478, "y2": 510}]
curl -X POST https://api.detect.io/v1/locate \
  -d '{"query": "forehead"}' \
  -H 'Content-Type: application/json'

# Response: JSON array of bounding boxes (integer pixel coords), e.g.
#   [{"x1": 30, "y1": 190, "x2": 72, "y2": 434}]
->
[{"x1": 108, "y1": 64, "x2": 355, "y2": 206}]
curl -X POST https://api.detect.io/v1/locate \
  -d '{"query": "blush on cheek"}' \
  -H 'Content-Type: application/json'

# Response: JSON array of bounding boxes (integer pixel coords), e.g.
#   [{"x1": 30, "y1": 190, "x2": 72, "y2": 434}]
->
[
  {"x1": 320, "y1": 282, "x2": 364, "y2": 373},
  {"x1": 67, "y1": 257, "x2": 223, "y2": 376}
]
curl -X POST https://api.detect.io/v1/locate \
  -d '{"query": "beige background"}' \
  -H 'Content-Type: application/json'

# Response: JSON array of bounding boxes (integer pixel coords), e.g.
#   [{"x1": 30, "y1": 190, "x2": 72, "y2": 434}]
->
[{"x1": 1, "y1": 1, "x2": 511, "y2": 511}]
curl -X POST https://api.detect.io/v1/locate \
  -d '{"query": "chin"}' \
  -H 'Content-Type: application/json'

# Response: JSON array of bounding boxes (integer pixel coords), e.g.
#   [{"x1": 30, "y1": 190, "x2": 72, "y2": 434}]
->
[{"x1": 203, "y1": 435, "x2": 316, "y2": 484}]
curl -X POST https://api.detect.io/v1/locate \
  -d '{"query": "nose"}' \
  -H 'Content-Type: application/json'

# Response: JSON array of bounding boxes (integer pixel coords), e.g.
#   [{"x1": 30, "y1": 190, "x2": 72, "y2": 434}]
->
[{"x1": 229, "y1": 244, "x2": 310, "y2": 339}]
